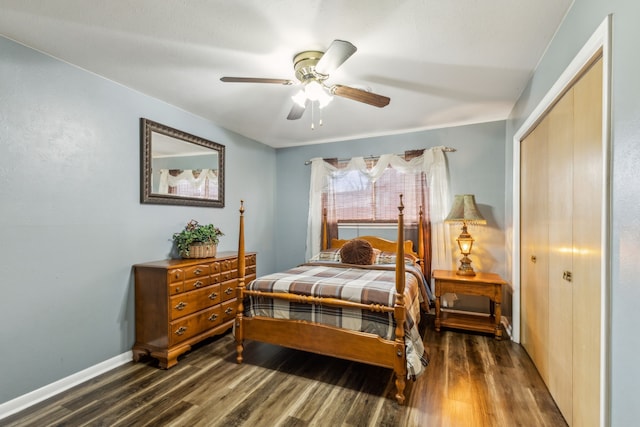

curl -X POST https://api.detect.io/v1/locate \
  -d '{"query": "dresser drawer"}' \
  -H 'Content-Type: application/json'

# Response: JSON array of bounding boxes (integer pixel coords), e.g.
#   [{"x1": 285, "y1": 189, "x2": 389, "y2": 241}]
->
[
  {"x1": 245, "y1": 254, "x2": 256, "y2": 267},
  {"x1": 220, "y1": 280, "x2": 237, "y2": 302},
  {"x1": 185, "y1": 276, "x2": 210, "y2": 291},
  {"x1": 211, "y1": 272, "x2": 221, "y2": 285},
  {"x1": 168, "y1": 268, "x2": 184, "y2": 284},
  {"x1": 167, "y1": 268, "x2": 185, "y2": 294},
  {"x1": 221, "y1": 299, "x2": 237, "y2": 322},
  {"x1": 184, "y1": 264, "x2": 210, "y2": 280},
  {"x1": 220, "y1": 259, "x2": 233, "y2": 272},
  {"x1": 169, "y1": 305, "x2": 223, "y2": 347},
  {"x1": 170, "y1": 284, "x2": 221, "y2": 320},
  {"x1": 220, "y1": 269, "x2": 234, "y2": 282},
  {"x1": 210, "y1": 261, "x2": 221, "y2": 274}
]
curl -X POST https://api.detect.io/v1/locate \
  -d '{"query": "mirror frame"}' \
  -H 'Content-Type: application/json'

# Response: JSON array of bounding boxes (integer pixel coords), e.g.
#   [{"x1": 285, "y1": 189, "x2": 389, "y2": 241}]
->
[{"x1": 140, "y1": 118, "x2": 225, "y2": 207}]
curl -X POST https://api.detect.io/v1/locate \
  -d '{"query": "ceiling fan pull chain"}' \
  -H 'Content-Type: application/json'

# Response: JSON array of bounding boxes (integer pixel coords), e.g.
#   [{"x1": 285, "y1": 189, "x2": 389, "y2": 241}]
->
[{"x1": 311, "y1": 102, "x2": 315, "y2": 130}]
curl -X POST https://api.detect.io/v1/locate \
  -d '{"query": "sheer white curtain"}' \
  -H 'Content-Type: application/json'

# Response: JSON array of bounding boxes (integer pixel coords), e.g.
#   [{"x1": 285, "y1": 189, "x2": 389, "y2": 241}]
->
[{"x1": 305, "y1": 147, "x2": 453, "y2": 272}]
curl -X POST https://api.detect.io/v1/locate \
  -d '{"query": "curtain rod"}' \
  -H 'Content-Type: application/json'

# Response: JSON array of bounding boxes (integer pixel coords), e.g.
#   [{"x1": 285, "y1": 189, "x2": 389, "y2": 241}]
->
[{"x1": 303, "y1": 146, "x2": 456, "y2": 165}]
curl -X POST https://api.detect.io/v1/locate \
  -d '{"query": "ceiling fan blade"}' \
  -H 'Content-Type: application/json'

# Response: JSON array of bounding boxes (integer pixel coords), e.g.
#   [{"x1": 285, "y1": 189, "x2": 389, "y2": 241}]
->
[
  {"x1": 287, "y1": 100, "x2": 308, "y2": 120},
  {"x1": 220, "y1": 77, "x2": 294, "y2": 85},
  {"x1": 315, "y1": 40, "x2": 357, "y2": 75},
  {"x1": 332, "y1": 85, "x2": 390, "y2": 108}
]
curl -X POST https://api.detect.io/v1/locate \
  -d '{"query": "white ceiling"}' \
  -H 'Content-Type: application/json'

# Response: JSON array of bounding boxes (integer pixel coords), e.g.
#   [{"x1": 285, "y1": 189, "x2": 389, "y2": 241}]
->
[{"x1": 0, "y1": 0, "x2": 572, "y2": 148}]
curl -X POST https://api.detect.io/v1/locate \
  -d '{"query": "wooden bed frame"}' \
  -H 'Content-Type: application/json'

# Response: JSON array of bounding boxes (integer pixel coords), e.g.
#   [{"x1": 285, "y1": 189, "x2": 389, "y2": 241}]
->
[{"x1": 235, "y1": 196, "x2": 424, "y2": 405}]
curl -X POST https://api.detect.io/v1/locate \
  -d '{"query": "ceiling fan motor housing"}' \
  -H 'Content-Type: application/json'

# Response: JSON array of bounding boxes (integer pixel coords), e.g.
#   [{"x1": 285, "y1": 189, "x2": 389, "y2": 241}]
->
[{"x1": 293, "y1": 50, "x2": 327, "y2": 83}]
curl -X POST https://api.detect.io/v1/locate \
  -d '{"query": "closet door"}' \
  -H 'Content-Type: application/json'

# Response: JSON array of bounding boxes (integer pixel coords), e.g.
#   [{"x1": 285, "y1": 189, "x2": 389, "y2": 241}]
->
[
  {"x1": 520, "y1": 116, "x2": 550, "y2": 383},
  {"x1": 520, "y1": 57, "x2": 602, "y2": 427},
  {"x1": 571, "y1": 58, "x2": 602, "y2": 427},
  {"x1": 547, "y1": 87, "x2": 574, "y2": 423}
]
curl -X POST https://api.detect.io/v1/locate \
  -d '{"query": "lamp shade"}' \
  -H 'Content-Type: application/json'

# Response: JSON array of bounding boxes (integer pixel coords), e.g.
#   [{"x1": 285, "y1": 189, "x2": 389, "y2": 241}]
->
[{"x1": 445, "y1": 194, "x2": 487, "y2": 224}]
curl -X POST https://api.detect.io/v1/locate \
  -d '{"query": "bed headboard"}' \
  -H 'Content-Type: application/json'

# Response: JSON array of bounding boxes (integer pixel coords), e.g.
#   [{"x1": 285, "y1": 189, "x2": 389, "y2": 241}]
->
[
  {"x1": 330, "y1": 236, "x2": 417, "y2": 261},
  {"x1": 323, "y1": 214, "x2": 426, "y2": 276}
]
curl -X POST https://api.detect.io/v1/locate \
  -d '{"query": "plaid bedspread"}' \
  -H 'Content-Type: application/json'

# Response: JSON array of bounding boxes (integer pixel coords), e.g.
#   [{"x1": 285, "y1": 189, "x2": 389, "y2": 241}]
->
[{"x1": 244, "y1": 262, "x2": 429, "y2": 378}]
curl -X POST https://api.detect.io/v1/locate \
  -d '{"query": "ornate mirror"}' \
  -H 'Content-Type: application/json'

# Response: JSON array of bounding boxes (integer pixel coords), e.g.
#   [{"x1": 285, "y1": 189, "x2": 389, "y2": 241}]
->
[{"x1": 141, "y1": 118, "x2": 225, "y2": 207}]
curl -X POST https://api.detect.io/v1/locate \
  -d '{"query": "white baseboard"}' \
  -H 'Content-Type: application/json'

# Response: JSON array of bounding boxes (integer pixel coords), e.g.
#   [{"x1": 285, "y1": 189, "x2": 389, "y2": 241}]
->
[
  {"x1": 0, "y1": 351, "x2": 132, "y2": 421},
  {"x1": 501, "y1": 316, "x2": 513, "y2": 340}
]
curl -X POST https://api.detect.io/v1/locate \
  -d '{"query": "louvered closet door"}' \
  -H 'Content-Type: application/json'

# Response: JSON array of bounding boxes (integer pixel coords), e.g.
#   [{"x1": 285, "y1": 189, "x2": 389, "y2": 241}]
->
[{"x1": 520, "y1": 116, "x2": 550, "y2": 383}]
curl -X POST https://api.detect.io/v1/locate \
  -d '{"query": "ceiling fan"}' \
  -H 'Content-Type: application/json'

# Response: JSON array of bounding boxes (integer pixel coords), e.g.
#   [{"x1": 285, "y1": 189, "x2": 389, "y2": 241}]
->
[{"x1": 220, "y1": 40, "x2": 390, "y2": 121}]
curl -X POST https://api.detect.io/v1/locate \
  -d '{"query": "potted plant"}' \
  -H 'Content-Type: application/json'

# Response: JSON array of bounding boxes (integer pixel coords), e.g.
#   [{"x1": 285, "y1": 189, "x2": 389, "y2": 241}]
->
[{"x1": 172, "y1": 220, "x2": 224, "y2": 258}]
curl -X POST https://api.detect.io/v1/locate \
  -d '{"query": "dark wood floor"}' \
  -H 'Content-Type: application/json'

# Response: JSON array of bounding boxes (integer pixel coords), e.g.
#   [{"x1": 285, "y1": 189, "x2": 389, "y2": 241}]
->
[{"x1": 1, "y1": 316, "x2": 567, "y2": 427}]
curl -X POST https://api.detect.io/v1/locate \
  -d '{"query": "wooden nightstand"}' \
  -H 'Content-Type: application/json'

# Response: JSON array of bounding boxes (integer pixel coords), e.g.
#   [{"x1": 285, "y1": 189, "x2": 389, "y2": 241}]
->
[{"x1": 433, "y1": 269, "x2": 505, "y2": 339}]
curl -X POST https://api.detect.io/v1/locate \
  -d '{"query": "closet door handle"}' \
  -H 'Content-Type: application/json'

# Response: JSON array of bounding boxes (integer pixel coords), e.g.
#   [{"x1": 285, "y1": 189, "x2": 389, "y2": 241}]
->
[
  {"x1": 563, "y1": 271, "x2": 573, "y2": 282},
  {"x1": 530, "y1": 255, "x2": 537, "y2": 263}
]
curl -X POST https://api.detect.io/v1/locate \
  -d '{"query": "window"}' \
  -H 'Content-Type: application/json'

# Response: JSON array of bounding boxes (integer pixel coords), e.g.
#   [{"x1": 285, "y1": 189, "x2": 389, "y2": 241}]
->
[
  {"x1": 326, "y1": 158, "x2": 427, "y2": 224},
  {"x1": 306, "y1": 148, "x2": 454, "y2": 280}
]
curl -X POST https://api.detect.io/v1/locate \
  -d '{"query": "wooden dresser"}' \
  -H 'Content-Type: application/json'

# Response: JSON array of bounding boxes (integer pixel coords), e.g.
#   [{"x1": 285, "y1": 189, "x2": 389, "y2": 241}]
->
[{"x1": 132, "y1": 251, "x2": 256, "y2": 368}]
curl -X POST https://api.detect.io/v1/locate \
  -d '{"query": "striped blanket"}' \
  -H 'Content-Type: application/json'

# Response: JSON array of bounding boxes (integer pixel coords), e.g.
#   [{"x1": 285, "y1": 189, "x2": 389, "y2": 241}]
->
[{"x1": 244, "y1": 262, "x2": 430, "y2": 378}]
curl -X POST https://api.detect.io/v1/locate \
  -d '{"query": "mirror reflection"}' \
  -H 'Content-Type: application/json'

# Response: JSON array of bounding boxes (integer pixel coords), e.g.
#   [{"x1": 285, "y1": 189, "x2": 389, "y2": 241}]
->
[{"x1": 141, "y1": 119, "x2": 225, "y2": 207}]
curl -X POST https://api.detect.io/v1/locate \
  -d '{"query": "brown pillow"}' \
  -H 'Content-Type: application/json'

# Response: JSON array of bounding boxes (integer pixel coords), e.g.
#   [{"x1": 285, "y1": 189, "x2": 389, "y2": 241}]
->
[{"x1": 339, "y1": 239, "x2": 375, "y2": 265}]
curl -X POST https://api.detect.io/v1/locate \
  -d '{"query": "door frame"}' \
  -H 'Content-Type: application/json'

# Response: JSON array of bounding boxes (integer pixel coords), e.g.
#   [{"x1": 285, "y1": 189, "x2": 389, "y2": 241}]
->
[{"x1": 511, "y1": 15, "x2": 612, "y2": 426}]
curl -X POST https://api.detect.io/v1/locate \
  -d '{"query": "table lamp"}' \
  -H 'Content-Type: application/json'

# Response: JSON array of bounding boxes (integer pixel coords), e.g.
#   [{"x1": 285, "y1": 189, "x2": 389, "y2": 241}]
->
[{"x1": 445, "y1": 194, "x2": 486, "y2": 276}]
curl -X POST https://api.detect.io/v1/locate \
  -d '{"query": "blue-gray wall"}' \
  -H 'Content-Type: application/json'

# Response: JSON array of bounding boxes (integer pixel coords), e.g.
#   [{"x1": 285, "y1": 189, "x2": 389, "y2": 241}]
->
[
  {"x1": 0, "y1": 35, "x2": 277, "y2": 405},
  {"x1": 506, "y1": 0, "x2": 640, "y2": 423}
]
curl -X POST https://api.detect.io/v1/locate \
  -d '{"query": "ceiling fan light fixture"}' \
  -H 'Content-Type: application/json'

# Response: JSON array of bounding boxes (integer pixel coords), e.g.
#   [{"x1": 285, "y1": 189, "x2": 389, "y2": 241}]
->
[
  {"x1": 304, "y1": 80, "x2": 325, "y2": 101},
  {"x1": 291, "y1": 89, "x2": 307, "y2": 108},
  {"x1": 304, "y1": 80, "x2": 333, "y2": 107},
  {"x1": 317, "y1": 93, "x2": 332, "y2": 109}
]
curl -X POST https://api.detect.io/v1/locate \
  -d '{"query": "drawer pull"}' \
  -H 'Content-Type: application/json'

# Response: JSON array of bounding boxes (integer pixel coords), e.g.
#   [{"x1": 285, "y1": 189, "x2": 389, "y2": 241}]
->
[
  {"x1": 208, "y1": 313, "x2": 218, "y2": 321},
  {"x1": 224, "y1": 287, "x2": 234, "y2": 295},
  {"x1": 209, "y1": 292, "x2": 218, "y2": 300},
  {"x1": 225, "y1": 307, "x2": 234, "y2": 315},
  {"x1": 174, "y1": 287, "x2": 181, "y2": 293},
  {"x1": 175, "y1": 326, "x2": 187, "y2": 336},
  {"x1": 194, "y1": 268, "x2": 203, "y2": 275},
  {"x1": 193, "y1": 280, "x2": 203, "y2": 288},
  {"x1": 175, "y1": 301, "x2": 187, "y2": 311}
]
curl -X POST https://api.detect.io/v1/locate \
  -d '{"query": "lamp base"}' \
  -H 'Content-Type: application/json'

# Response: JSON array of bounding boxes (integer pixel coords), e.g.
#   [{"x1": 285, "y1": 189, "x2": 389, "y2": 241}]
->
[
  {"x1": 456, "y1": 256, "x2": 476, "y2": 276},
  {"x1": 456, "y1": 267, "x2": 476, "y2": 276}
]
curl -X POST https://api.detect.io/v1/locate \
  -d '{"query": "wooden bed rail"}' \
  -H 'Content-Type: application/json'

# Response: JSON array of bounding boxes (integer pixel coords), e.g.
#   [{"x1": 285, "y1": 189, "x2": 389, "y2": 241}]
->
[{"x1": 242, "y1": 289, "x2": 396, "y2": 313}]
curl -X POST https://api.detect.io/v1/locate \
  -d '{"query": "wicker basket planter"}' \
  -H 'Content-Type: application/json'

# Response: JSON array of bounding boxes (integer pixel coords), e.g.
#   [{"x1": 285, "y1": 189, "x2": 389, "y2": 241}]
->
[
  {"x1": 181, "y1": 242, "x2": 217, "y2": 259},
  {"x1": 173, "y1": 220, "x2": 223, "y2": 259}
]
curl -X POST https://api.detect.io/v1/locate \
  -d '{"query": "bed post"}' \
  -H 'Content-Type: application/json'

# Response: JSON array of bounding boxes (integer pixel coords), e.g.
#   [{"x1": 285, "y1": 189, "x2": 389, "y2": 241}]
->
[
  {"x1": 321, "y1": 207, "x2": 328, "y2": 250},
  {"x1": 235, "y1": 200, "x2": 245, "y2": 364},
  {"x1": 394, "y1": 195, "x2": 407, "y2": 405},
  {"x1": 418, "y1": 205, "x2": 425, "y2": 275}
]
